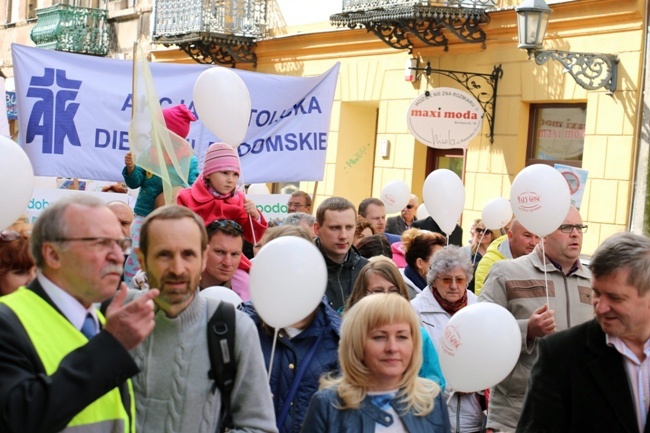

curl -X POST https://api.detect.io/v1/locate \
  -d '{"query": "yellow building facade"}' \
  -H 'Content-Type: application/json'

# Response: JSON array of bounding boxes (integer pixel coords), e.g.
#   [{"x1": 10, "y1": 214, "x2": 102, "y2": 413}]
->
[
  {"x1": 155, "y1": 0, "x2": 644, "y2": 254},
  {"x1": 1, "y1": 0, "x2": 645, "y2": 254}
]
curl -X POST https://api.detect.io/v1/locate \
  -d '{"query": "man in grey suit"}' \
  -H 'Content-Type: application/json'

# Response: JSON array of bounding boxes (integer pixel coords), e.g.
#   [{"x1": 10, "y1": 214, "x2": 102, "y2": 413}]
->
[
  {"x1": 518, "y1": 232, "x2": 650, "y2": 433},
  {"x1": 385, "y1": 194, "x2": 418, "y2": 236}
]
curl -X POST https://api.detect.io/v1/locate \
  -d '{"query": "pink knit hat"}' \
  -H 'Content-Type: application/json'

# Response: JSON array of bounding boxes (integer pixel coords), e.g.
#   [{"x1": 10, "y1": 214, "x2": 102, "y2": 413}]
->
[
  {"x1": 203, "y1": 142, "x2": 241, "y2": 177},
  {"x1": 163, "y1": 104, "x2": 196, "y2": 139}
]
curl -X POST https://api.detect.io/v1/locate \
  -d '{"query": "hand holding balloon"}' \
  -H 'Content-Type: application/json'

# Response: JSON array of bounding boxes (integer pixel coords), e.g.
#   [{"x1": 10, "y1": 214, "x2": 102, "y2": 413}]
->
[
  {"x1": 527, "y1": 304, "x2": 556, "y2": 338},
  {"x1": 244, "y1": 199, "x2": 260, "y2": 220}
]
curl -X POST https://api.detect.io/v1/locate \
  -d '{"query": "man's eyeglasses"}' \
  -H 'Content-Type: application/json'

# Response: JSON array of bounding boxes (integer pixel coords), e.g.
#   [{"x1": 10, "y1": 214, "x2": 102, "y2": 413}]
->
[
  {"x1": 366, "y1": 288, "x2": 401, "y2": 295},
  {"x1": 0, "y1": 230, "x2": 29, "y2": 242},
  {"x1": 52, "y1": 237, "x2": 132, "y2": 254},
  {"x1": 405, "y1": 204, "x2": 414, "y2": 209},
  {"x1": 206, "y1": 219, "x2": 244, "y2": 234},
  {"x1": 558, "y1": 224, "x2": 588, "y2": 234},
  {"x1": 435, "y1": 275, "x2": 468, "y2": 286},
  {"x1": 287, "y1": 202, "x2": 307, "y2": 208}
]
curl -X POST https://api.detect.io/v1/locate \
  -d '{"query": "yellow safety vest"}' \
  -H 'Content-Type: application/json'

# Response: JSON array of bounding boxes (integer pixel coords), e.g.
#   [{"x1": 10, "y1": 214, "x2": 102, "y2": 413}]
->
[{"x1": 0, "y1": 288, "x2": 136, "y2": 433}]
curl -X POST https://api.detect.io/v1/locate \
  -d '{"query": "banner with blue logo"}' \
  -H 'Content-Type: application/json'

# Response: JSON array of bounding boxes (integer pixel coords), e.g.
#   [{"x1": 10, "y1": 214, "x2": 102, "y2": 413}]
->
[{"x1": 11, "y1": 44, "x2": 339, "y2": 183}]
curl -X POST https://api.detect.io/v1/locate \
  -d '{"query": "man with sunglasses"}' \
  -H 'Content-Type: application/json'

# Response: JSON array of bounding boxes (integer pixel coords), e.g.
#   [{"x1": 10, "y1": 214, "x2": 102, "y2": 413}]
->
[
  {"x1": 201, "y1": 219, "x2": 249, "y2": 300},
  {"x1": 0, "y1": 195, "x2": 159, "y2": 433},
  {"x1": 385, "y1": 194, "x2": 418, "y2": 236},
  {"x1": 478, "y1": 206, "x2": 593, "y2": 433}
]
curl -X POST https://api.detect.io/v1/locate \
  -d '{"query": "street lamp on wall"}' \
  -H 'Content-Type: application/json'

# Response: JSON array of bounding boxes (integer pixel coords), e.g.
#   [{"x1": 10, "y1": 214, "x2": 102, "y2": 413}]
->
[{"x1": 515, "y1": 0, "x2": 618, "y2": 93}]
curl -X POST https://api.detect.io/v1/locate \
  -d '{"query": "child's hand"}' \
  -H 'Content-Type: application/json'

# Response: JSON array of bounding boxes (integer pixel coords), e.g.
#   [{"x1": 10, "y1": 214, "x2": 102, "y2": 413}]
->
[
  {"x1": 124, "y1": 153, "x2": 135, "y2": 174},
  {"x1": 244, "y1": 199, "x2": 260, "y2": 220}
]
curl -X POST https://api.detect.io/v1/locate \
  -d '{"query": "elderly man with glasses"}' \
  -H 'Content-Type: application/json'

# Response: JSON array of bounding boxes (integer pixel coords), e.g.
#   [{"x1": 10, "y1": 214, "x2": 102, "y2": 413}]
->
[
  {"x1": 287, "y1": 191, "x2": 312, "y2": 214},
  {"x1": 385, "y1": 194, "x2": 419, "y2": 236},
  {"x1": 478, "y1": 206, "x2": 593, "y2": 433},
  {"x1": 0, "y1": 195, "x2": 158, "y2": 433}
]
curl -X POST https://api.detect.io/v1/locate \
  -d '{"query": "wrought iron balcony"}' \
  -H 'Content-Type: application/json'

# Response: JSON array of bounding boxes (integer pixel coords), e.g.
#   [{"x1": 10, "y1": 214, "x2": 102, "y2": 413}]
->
[
  {"x1": 330, "y1": 0, "x2": 496, "y2": 52},
  {"x1": 153, "y1": 0, "x2": 267, "y2": 67},
  {"x1": 30, "y1": 4, "x2": 109, "y2": 56}
]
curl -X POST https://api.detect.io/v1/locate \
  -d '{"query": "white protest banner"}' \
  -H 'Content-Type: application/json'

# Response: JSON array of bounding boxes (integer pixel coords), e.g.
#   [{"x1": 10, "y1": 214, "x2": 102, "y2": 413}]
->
[
  {"x1": 11, "y1": 44, "x2": 339, "y2": 183},
  {"x1": 407, "y1": 87, "x2": 483, "y2": 149},
  {"x1": 24, "y1": 188, "x2": 134, "y2": 224},
  {"x1": 250, "y1": 194, "x2": 291, "y2": 225}
]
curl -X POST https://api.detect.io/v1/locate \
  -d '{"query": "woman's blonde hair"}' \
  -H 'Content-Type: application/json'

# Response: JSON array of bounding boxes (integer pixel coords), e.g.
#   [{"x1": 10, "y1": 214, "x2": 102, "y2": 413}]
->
[
  {"x1": 470, "y1": 218, "x2": 501, "y2": 255},
  {"x1": 321, "y1": 294, "x2": 440, "y2": 415}
]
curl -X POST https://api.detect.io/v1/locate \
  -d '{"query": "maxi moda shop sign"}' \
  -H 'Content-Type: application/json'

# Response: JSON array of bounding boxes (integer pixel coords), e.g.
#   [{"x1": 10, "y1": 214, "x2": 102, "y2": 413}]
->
[{"x1": 406, "y1": 87, "x2": 484, "y2": 149}]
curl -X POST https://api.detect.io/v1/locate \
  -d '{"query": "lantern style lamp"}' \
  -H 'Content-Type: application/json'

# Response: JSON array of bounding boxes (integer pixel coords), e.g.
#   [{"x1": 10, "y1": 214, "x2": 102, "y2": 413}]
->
[{"x1": 515, "y1": 0, "x2": 618, "y2": 93}]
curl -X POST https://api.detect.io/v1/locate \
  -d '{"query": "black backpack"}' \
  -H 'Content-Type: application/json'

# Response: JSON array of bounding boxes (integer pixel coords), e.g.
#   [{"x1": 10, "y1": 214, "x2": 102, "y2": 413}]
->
[{"x1": 207, "y1": 301, "x2": 236, "y2": 433}]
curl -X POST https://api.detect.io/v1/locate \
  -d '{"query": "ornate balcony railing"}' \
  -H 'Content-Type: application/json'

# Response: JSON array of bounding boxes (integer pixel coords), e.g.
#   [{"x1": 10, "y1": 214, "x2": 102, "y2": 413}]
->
[
  {"x1": 330, "y1": 0, "x2": 496, "y2": 51},
  {"x1": 30, "y1": 4, "x2": 109, "y2": 56},
  {"x1": 153, "y1": 0, "x2": 267, "y2": 67}
]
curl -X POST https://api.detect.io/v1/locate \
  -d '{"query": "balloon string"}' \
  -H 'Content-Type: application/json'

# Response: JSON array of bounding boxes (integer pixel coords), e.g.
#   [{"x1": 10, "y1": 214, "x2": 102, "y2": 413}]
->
[
  {"x1": 239, "y1": 167, "x2": 257, "y2": 245},
  {"x1": 268, "y1": 328, "x2": 279, "y2": 380},
  {"x1": 541, "y1": 238, "x2": 549, "y2": 307},
  {"x1": 472, "y1": 232, "x2": 485, "y2": 267}
]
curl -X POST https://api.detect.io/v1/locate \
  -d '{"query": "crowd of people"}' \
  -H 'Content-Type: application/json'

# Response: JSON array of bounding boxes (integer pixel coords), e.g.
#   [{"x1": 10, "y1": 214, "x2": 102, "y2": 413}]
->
[{"x1": 1, "y1": 105, "x2": 649, "y2": 433}]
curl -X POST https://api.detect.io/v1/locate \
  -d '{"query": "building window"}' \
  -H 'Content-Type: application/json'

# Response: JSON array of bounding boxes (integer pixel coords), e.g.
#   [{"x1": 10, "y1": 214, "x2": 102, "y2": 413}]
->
[
  {"x1": 527, "y1": 103, "x2": 587, "y2": 168},
  {"x1": 426, "y1": 148, "x2": 464, "y2": 180}
]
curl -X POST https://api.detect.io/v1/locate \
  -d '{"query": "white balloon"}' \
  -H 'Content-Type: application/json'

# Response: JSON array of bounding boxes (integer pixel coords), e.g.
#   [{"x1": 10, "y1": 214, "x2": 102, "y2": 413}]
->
[
  {"x1": 193, "y1": 67, "x2": 251, "y2": 148},
  {"x1": 249, "y1": 237, "x2": 327, "y2": 328},
  {"x1": 201, "y1": 286, "x2": 243, "y2": 308},
  {"x1": 416, "y1": 203, "x2": 430, "y2": 220},
  {"x1": 509, "y1": 164, "x2": 571, "y2": 237},
  {"x1": 439, "y1": 303, "x2": 520, "y2": 392},
  {"x1": 381, "y1": 180, "x2": 411, "y2": 214},
  {"x1": 0, "y1": 137, "x2": 34, "y2": 230},
  {"x1": 422, "y1": 169, "x2": 465, "y2": 235},
  {"x1": 482, "y1": 197, "x2": 513, "y2": 230},
  {"x1": 247, "y1": 183, "x2": 270, "y2": 195}
]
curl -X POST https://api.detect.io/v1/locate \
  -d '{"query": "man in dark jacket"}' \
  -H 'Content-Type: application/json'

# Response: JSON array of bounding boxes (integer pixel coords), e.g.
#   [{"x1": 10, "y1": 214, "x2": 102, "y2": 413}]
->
[
  {"x1": 314, "y1": 197, "x2": 369, "y2": 311},
  {"x1": 412, "y1": 216, "x2": 463, "y2": 246},
  {"x1": 517, "y1": 232, "x2": 650, "y2": 433}
]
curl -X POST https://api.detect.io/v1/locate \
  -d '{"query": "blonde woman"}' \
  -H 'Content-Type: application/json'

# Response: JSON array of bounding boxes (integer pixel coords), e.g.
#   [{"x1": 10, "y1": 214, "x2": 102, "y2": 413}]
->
[{"x1": 302, "y1": 294, "x2": 450, "y2": 432}]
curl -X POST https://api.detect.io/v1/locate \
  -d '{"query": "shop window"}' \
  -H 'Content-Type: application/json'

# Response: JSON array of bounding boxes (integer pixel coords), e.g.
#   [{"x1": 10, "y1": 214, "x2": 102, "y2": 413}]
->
[
  {"x1": 426, "y1": 147, "x2": 464, "y2": 179},
  {"x1": 527, "y1": 103, "x2": 587, "y2": 168}
]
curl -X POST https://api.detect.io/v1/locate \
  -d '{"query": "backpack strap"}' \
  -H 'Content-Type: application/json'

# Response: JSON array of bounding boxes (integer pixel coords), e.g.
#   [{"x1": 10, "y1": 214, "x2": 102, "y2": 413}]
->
[{"x1": 207, "y1": 301, "x2": 236, "y2": 433}]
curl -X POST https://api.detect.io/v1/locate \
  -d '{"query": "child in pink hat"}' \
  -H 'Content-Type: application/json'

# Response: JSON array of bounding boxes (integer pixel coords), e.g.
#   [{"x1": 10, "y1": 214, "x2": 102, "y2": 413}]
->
[{"x1": 176, "y1": 142, "x2": 267, "y2": 244}]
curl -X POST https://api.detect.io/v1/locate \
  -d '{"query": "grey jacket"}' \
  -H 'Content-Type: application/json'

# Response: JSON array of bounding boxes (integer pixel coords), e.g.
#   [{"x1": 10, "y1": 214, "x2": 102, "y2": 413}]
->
[
  {"x1": 130, "y1": 291, "x2": 278, "y2": 433},
  {"x1": 478, "y1": 245, "x2": 593, "y2": 432}
]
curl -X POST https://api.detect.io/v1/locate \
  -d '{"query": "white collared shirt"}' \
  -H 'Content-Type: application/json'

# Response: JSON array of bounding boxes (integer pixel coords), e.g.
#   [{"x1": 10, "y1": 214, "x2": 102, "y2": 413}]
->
[
  {"x1": 37, "y1": 271, "x2": 99, "y2": 335},
  {"x1": 607, "y1": 334, "x2": 650, "y2": 433}
]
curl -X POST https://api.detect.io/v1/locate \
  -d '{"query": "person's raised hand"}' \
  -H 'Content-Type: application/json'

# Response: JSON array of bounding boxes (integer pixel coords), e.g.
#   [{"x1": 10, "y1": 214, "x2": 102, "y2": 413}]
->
[
  {"x1": 103, "y1": 283, "x2": 159, "y2": 350},
  {"x1": 527, "y1": 303, "x2": 556, "y2": 339},
  {"x1": 244, "y1": 198, "x2": 261, "y2": 220},
  {"x1": 124, "y1": 153, "x2": 135, "y2": 174}
]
